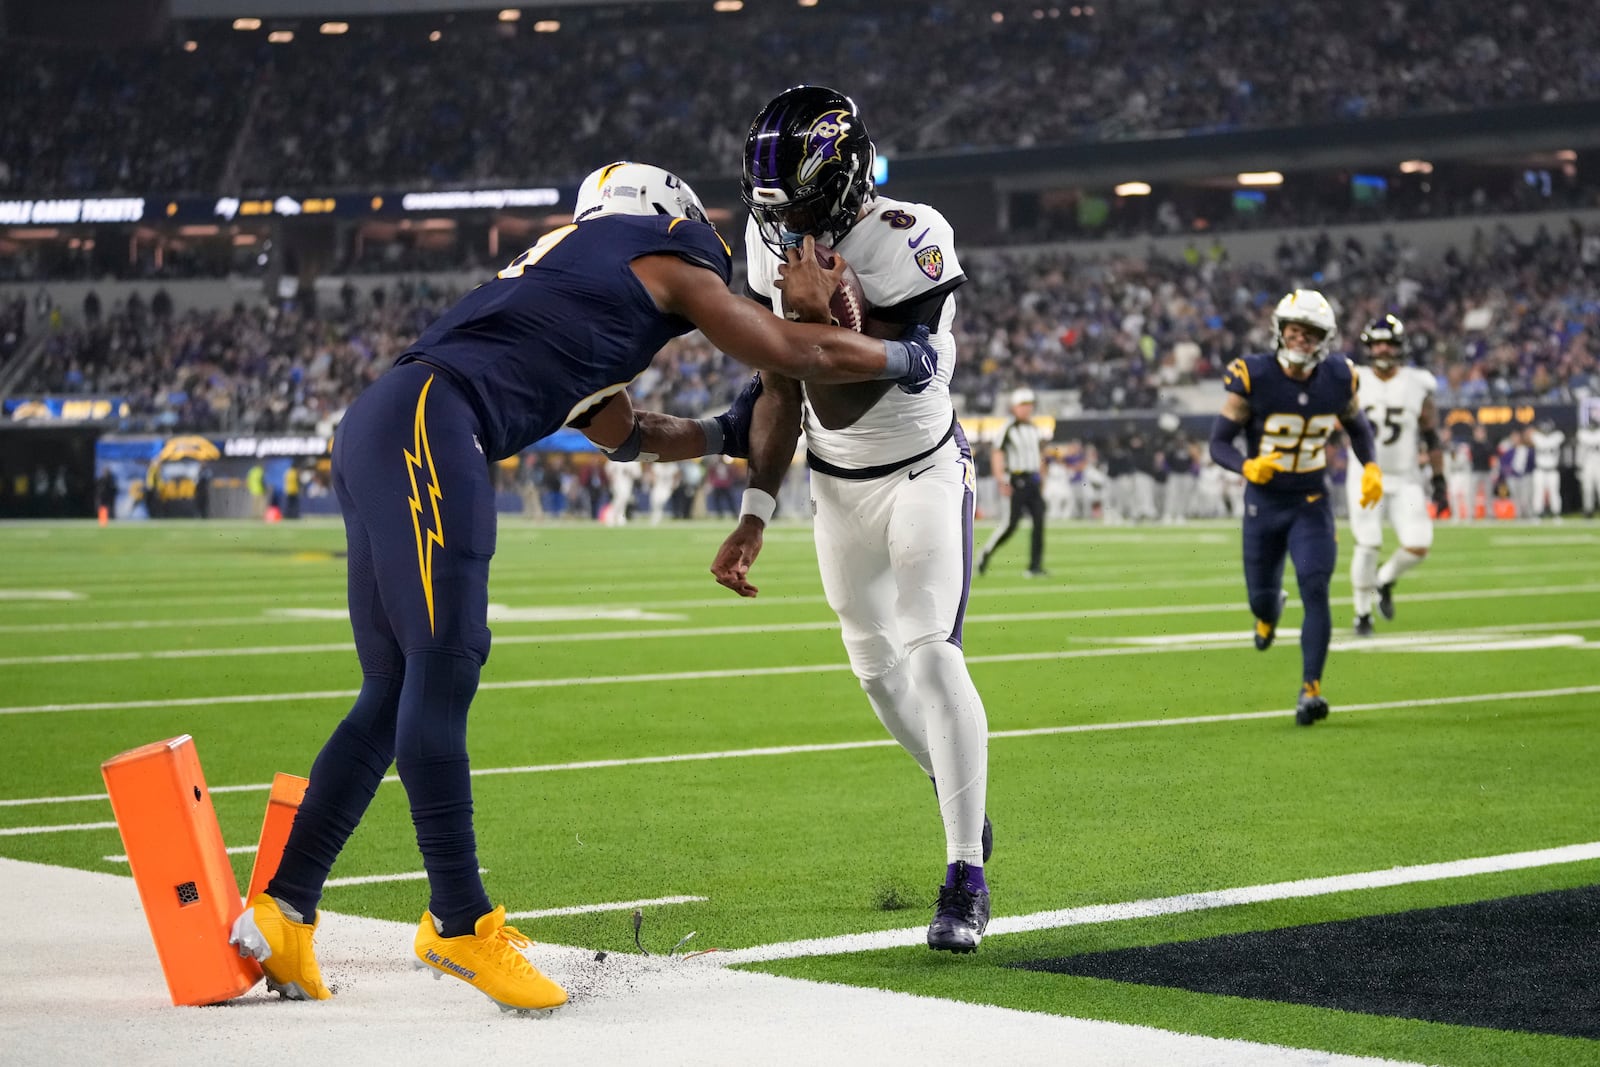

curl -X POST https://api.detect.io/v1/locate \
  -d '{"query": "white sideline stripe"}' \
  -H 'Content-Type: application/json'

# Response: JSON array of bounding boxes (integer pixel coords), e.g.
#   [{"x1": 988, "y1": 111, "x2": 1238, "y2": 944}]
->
[
  {"x1": 505, "y1": 894, "x2": 707, "y2": 920},
  {"x1": 714, "y1": 841, "x2": 1600, "y2": 965},
  {"x1": 102, "y1": 844, "x2": 256, "y2": 864},
  {"x1": 0, "y1": 589, "x2": 84, "y2": 600},
  {"x1": 5, "y1": 684, "x2": 1597, "y2": 821}
]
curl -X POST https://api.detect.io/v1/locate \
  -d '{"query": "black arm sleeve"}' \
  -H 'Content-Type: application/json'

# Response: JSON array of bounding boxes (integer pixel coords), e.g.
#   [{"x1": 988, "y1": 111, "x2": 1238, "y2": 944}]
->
[{"x1": 869, "y1": 275, "x2": 967, "y2": 327}]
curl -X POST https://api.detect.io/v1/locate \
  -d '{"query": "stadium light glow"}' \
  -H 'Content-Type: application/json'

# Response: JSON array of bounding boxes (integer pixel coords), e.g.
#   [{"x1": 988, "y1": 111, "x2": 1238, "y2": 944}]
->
[
  {"x1": 798, "y1": 0, "x2": 819, "y2": 6},
  {"x1": 990, "y1": 11, "x2": 1004, "y2": 22},
  {"x1": 319, "y1": 21, "x2": 349, "y2": 35},
  {"x1": 1237, "y1": 171, "x2": 1284, "y2": 186},
  {"x1": 1115, "y1": 182, "x2": 1152, "y2": 197},
  {"x1": 713, "y1": 0, "x2": 744, "y2": 11},
  {"x1": 1556, "y1": 149, "x2": 1577, "y2": 162},
  {"x1": 232, "y1": 17, "x2": 261, "y2": 30},
  {"x1": 498, "y1": 8, "x2": 521, "y2": 21},
  {"x1": 183, "y1": 40, "x2": 198, "y2": 51},
  {"x1": 428, "y1": 29, "x2": 442, "y2": 40},
  {"x1": 267, "y1": 30, "x2": 293, "y2": 43},
  {"x1": 533, "y1": 19, "x2": 560, "y2": 31},
  {"x1": 1399, "y1": 160, "x2": 1433, "y2": 174}
]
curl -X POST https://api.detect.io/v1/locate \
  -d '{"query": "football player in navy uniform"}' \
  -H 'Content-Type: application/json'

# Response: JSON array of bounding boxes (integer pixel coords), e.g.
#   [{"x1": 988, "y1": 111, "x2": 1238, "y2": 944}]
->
[
  {"x1": 1209, "y1": 290, "x2": 1383, "y2": 725},
  {"x1": 228, "y1": 161, "x2": 941, "y2": 1012}
]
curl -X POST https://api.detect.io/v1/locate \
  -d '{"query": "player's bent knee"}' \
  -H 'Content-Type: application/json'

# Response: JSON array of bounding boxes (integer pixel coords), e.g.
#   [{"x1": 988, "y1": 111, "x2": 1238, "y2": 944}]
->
[{"x1": 1402, "y1": 546, "x2": 1428, "y2": 558}]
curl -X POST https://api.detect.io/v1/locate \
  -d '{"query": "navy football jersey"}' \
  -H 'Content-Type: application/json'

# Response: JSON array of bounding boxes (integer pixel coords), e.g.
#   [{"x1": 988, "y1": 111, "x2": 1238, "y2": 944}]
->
[
  {"x1": 1222, "y1": 351, "x2": 1357, "y2": 494},
  {"x1": 399, "y1": 214, "x2": 732, "y2": 460}
]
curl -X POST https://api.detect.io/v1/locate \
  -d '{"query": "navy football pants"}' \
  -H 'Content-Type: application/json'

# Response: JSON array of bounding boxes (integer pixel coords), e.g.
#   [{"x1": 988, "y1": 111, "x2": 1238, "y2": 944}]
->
[
  {"x1": 270, "y1": 363, "x2": 497, "y2": 934},
  {"x1": 1241, "y1": 484, "x2": 1336, "y2": 688}
]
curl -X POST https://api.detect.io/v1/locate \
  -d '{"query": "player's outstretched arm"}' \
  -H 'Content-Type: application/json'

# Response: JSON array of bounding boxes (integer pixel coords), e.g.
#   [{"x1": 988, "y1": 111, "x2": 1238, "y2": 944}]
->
[
  {"x1": 710, "y1": 374, "x2": 801, "y2": 598},
  {"x1": 578, "y1": 387, "x2": 746, "y2": 463},
  {"x1": 632, "y1": 253, "x2": 933, "y2": 388}
]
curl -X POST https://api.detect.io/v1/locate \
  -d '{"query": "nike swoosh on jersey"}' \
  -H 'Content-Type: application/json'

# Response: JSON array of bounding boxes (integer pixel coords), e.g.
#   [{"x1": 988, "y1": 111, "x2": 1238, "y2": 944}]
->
[
  {"x1": 907, "y1": 228, "x2": 930, "y2": 249},
  {"x1": 908, "y1": 464, "x2": 936, "y2": 480}
]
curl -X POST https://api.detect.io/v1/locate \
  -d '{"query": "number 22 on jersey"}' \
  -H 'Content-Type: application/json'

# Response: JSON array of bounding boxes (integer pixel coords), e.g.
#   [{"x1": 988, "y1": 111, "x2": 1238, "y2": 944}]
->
[{"x1": 1260, "y1": 413, "x2": 1339, "y2": 471}]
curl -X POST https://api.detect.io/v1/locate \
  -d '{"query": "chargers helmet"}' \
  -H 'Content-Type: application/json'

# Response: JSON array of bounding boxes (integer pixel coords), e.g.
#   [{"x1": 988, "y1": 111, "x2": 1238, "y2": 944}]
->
[
  {"x1": 1271, "y1": 289, "x2": 1338, "y2": 370},
  {"x1": 1359, "y1": 313, "x2": 1406, "y2": 371},
  {"x1": 573, "y1": 162, "x2": 708, "y2": 224},
  {"x1": 742, "y1": 85, "x2": 876, "y2": 254}
]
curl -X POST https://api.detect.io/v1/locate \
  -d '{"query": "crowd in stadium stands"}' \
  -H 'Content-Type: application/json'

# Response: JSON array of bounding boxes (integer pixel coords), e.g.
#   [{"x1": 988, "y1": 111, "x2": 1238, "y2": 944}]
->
[
  {"x1": 0, "y1": 48, "x2": 249, "y2": 196},
  {"x1": 4, "y1": 0, "x2": 1598, "y2": 197},
  {"x1": 14, "y1": 217, "x2": 1598, "y2": 432}
]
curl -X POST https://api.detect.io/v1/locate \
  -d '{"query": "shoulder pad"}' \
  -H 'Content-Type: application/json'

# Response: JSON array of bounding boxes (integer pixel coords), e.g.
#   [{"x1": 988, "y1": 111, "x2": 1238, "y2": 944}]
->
[
  {"x1": 1222, "y1": 356, "x2": 1254, "y2": 396},
  {"x1": 665, "y1": 217, "x2": 732, "y2": 286}
]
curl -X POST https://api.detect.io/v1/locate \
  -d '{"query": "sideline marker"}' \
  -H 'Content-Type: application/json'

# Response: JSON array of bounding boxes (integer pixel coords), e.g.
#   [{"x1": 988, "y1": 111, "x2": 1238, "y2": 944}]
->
[
  {"x1": 101, "y1": 735, "x2": 261, "y2": 1006},
  {"x1": 244, "y1": 772, "x2": 308, "y2": 904}
]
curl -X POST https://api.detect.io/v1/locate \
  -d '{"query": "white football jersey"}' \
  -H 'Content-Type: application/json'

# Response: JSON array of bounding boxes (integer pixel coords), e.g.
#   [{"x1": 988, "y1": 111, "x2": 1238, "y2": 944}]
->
[
  {"x1": 1531, "y1": 429, "x2": 1565, "y2": 470},
  {"x1": 744, "y1": 195, "x2": 962, "y2": 469},
  {"x1": 1444, "y1": 440, "x2": 1473, "y2": 476},
  {"x1": 1356, "y1": 365, "x2": 1435, "y2": 483},
  {"x1": 1578, "y1": 426, "x2": 1600, "y2": 467}
]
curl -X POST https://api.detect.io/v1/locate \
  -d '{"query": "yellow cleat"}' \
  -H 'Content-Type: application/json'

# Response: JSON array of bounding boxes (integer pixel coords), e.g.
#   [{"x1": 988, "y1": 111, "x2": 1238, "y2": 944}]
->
[
  {"x1": 229, "y1": 892, "x2": 333, "y2": 1001},
  {"x1": 414, "y1": 906, "x2": 568, "y2": 1013}
]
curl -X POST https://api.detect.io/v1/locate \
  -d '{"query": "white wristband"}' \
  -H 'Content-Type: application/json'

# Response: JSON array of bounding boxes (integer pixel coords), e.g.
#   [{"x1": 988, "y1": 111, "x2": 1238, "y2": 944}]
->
[{"x1": 740, "y1": 487, "x2": 777, "y2": 525}]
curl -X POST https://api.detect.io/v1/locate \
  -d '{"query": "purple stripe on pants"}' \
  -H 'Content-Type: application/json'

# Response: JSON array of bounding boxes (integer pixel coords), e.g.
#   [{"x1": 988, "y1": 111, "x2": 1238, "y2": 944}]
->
[{"x1": 950, "y1": 421, "x2": 975, "y2": 647}]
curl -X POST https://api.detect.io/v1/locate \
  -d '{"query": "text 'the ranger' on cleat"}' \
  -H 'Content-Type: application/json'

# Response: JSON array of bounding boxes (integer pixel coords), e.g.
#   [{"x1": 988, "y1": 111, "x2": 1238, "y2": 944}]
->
[
  {"x1": 927, "y1": 861, "x2": 990, "y2": 953},
  {"x1": 229, "y1": 892, "x2": 332, "y2": 1001},
  {"x1": 414, "y1": 905, "x2": 567, "y2": 1013},
  {"x1": 1295, "y1": 681, "x2": 1330, "y2": 727}
]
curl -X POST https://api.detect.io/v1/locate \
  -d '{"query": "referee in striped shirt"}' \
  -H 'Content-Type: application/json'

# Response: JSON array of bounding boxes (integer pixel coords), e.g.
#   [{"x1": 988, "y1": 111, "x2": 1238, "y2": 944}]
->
[{"x1": 978, "y1": 388, "x2": 1048, "y2": 577}]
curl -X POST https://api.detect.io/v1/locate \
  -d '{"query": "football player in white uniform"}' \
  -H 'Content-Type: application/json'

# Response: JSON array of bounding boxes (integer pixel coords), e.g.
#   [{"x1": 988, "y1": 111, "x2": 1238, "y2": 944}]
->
[
  {"x1": 1347, "y1": 315, "x2": 1448, "y2": 635},
  {"x1": 1529, "y1": 419, "x2": 1567, "y2": 520},
  {"x1": 710, "y1": 86, "x2": 991, "y2": 953},
  {"x1": 1579, "y1": 417, "x2": 1600, "y2": 518}
]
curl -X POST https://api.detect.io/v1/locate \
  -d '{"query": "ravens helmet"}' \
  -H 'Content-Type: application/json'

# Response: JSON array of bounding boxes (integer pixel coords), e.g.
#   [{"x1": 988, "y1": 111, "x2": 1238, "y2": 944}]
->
[
  {"x1": 742, "y1": 85, "x2": 877, "y2": 254},
  {"x1": 1360, "y1": 313, "x2": 1406, "y2": 371},
  {"x1": 1271, "y1": 289, "x2": 1338, "y2": 370}
]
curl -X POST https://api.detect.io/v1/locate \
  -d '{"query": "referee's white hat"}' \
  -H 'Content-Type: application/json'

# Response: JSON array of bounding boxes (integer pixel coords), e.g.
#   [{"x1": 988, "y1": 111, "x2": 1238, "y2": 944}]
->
[{"x1": 1010, "y1": 388, "x2": 1036, "y2": 407}]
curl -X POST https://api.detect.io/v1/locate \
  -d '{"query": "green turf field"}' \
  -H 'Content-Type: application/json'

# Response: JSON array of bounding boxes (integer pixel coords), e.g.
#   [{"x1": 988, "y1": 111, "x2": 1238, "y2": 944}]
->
[{"x1": 3, "y1": 517, "x2": 1597, "y2": 1064}]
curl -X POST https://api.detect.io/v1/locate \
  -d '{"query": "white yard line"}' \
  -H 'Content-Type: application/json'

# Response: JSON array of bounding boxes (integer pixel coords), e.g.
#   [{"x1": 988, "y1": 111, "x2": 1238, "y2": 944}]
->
[
  {"x1": 506, "y1": 895, "x2": 707, "y2": 920},
  {"x1": 0, "y1": 589, "x2": 85, "y2": 600},
  {"x1": 714, "y1": 841, "x2": 1600, "y2": 965},
  {"x1": 0, "y1": 820, "x2": 119, "y2": 836},
  {"x1": 4, "y1": 568, "x2": 1595, "y2": 635},
  {"x1": 4, "y1": 684, "x2": 1596, "y2": 822},
  {"x1": 9, "y1": 606, "x2": 1600, "y2": 670},
  {"x1": 9, "y1": 608, "x2": 1598, "y2": 716},
  {"x1": 324, "y1": 868, "x2": 486, "y2": 889},
  {"x1": 102, "y1": 844, "x2": 257, "y2": 864}
]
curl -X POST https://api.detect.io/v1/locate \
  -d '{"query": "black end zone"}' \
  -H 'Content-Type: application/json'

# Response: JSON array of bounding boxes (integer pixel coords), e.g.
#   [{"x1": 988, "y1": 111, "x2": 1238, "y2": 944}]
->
[{"x1": 1013, "y1": 884, "x2": 1600, "y2": 1038}]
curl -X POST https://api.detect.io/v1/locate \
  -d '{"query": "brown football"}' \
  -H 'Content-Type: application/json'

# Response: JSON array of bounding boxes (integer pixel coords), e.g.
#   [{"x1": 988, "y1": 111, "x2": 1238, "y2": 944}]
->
[
  {"x1": 811, "y1": 240, "x2": 869, "y2": 333},
  {"x1": 802, "y1": 241, "x2": 893, "y2": 428}
]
